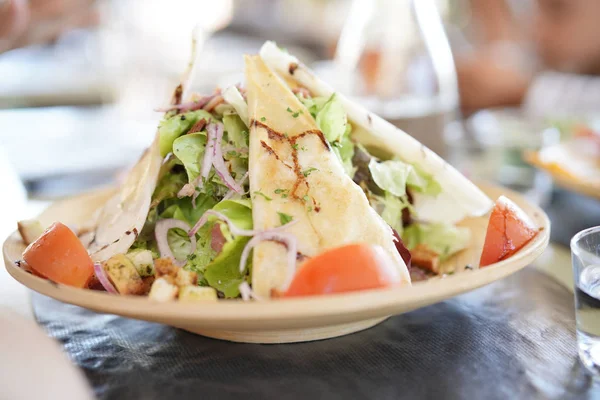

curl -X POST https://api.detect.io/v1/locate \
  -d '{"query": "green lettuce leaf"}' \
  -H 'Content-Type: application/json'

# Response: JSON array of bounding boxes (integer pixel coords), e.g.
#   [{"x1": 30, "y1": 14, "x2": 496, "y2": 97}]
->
[
  {"x1": 185, "y1": 224, "x2": 215, "y2": 279},
  {"x1": 368, "y1": 159, "x2": 411, "y2": 197},
  {"x1": 223, "y1": 114, "x2": 249, "y2": 149},
  {"x1": 315, "y1": 94, "x2": 347, "y2": 143},
  {"x1": 160, "y1": 193, "x2": 218, "y2": 226},
  {"x1": 158, "y1": 109, "x2": 214, "y2": 157},
  {"x1": 372, "y1": 191, "x2": 412, "y2": 235},
  {"x1": 407, "y1": 164, "x2": 442, "y2": 196},
  {"x1": 211, "y1": 199, "x2": 253, "y2": 242},
  {"x1": 183, "y1": 198, "x2": 253, "y2": 291},
  {"x1": 167, "y1": 228, "x2": 194, "y2": 262},
  {"x1": 368, "y1": 159, "x2": 442, "y2": 197},
  {"x1": 332, "y1": 124, "x2": 355, "y2": 177},
  {"x1": 204, "y1": 236, "x2": 250, "y2": 298},
  {"x1": 129, "y1": 208, "x2": 160, "y2": 258},
  {"x1": 172, "y1": 133, "x2": 207, "y2": 182},
  {"x1": 300, "y1": 96, "x2": 328, "y2": 119},
  {"x1": 402, "y1": 223, "x2": 471, "y2": 261},
  {"x1": 302, "y1": 94, "x2": 355, "y2": 175},
  {"x1": 151, "y1": 169, "x2": 187, "y2": 208}
]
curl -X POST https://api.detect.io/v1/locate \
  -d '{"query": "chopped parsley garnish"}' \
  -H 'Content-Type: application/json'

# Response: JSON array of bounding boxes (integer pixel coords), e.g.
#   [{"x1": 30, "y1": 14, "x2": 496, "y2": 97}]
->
[
  {"x1": 278, "y1": 212, "x2": 293, "y2": 225},
  {"x1": 253, "y1": 191, "x2": 272, "y2": 201},
  {"x1": 302, "y1": 195, "x2": 310, "y2": 202},
  {"x1": 283, "y1": 133, "x2": 289, "y2": 138},
  {"x1": 260, "y1": 117, "x2": 266, "y2": 122},
  {"x1": 287, "y1": 107, "x2": 303, "y2": 118},
  {"x1": 226, "y1": 150, "x2": 239, "y2": 157},
  {"x1": 275, "y1": 188, "x2": 289, "y2": 199},
  {"x1": 301, "y1": 146, "x2": 307, "y2": 151},
  {"x1": 302, "y1": 167, "x2": 318, "y2": 177},
  {"x1": 292, "y1": 143, "x2": 299, "y2": 150}
]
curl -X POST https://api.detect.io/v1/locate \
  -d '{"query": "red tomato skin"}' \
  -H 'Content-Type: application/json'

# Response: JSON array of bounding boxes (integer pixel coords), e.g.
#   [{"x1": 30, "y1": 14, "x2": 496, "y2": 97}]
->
[
  {"x1": 284, "y1": 244, "x2": 401, "y2": 297},
  {"x1": 480, "y1": 197, "x2": 538, "y2": 267},
  {"x1": 22, "y1": 222, "x2": 94, "y2": 288}
]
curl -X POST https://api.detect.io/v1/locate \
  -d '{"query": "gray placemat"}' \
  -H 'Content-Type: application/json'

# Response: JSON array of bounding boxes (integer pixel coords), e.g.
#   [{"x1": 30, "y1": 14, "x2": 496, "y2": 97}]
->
[{"x1": 32, "y1": 268, "x2": 599, "y2": 400}]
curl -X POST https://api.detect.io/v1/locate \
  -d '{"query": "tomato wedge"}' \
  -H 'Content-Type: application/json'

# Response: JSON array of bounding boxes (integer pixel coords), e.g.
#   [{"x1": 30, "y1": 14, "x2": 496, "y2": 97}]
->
[
  {"x1": 479, "y1": 196, "x2": 538, "y2": 267},
  {"x1": 22, "y1": 222, "x2": 94, "y2": 288},
  {"x1": 283, "y1": 244, "x2": 404, "y2": 297}
]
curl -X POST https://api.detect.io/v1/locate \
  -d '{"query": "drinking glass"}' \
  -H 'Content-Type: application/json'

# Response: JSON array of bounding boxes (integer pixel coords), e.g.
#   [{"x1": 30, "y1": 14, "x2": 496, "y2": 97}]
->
[
  {"x1": 328, "y1": 0, "x2": 459, "y2": 157},
  {"x1": 572, "y1": 226, "x2": 600, "y2": 376}
]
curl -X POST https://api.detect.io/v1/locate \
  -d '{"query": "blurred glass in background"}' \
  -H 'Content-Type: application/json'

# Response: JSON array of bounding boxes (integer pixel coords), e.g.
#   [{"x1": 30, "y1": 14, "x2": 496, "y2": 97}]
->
[{"x1": 314, "y1": 0, "x2": 458, "y2": 157}]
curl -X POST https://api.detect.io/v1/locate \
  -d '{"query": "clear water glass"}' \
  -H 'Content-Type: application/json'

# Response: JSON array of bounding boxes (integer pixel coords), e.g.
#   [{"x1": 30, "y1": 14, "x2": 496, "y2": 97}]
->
[{"x1": 572, "y1": 226, "x2": 600, "y2": 376}]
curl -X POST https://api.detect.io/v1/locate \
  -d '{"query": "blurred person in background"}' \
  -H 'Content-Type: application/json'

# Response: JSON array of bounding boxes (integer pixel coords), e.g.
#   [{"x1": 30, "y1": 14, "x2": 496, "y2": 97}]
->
[
  {"x1": 456, "y1": 0, "x2": 600, "y2": 118},
  {"x1": 0, "y1": 0, "x2": 98, "y2": 53}
]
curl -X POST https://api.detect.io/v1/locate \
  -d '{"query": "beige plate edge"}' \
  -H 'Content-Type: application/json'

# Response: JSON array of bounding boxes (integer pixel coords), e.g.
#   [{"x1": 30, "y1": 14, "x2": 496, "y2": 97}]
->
[{"x1": 3, "y1": 183, "x2": 550, "y2": 343}]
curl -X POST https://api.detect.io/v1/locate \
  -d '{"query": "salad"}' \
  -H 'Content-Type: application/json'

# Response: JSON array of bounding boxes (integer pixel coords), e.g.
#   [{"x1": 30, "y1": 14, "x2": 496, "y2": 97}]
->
[{"x1": 16, "y1": 42, "x2": 539, "y2": 302}]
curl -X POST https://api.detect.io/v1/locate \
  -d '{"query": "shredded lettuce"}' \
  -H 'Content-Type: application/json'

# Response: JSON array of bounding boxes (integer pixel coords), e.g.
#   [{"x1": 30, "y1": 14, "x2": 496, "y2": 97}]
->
[
  {"x1": 372, "y1": 192, "x2": 412, "y2": 235},
  {"x1": 368, "y1": 159, "x2": 442, "y2": 197},
  {"x1": 368, "y1": 159, "x2": 412, "y2": 197},
  {"x1": 158, "y1": 109, "x2": 214, "y2": 157},
  {"x1": 402, "y1": 223, "x2": 471, "y2": 261},
  {"x1": 407, "y1": 164, "x2": 442, "y2": 196},
  {"x1": 302, "y1": 94, "x2": 355, "y2": 175},
  {"x1": 315, "y1": 94, "x2": 347, "y2": 143}
]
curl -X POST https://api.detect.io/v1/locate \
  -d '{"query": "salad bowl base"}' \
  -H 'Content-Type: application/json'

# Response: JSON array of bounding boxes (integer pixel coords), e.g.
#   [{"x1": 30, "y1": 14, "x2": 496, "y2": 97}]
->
[{"x1": 179, "y1": 317, "x2": 388, "y2": 344}]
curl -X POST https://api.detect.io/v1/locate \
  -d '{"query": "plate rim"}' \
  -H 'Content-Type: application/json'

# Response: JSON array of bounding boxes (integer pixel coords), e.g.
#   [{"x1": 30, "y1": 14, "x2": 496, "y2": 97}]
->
[{"x1": 3, "y1": 183, "x2": 550, "y2": 328}]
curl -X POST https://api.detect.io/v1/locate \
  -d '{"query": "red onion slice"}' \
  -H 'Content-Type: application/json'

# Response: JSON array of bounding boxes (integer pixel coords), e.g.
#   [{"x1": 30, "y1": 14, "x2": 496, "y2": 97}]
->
[
  {"x1": 93, "y1": 262, "x2": 117, "y2": 294},
  {"x1": 238, "y1": 281, "x2": 265, "y2": 302},
  {"x1": 238, "y1": 231, "x2": 298, "y2": 291},
  {"x1": 189, "y1": 209, "x2": 296, "y2": 238},
  {"x1": 210, "y1": 122, "x2": 243, "y2": 194},
  {"x1": 155, "y1": 219, "x2": 197, "y2": 267},
  {"x1": 223, "y1": 172, "x2": 249, "y2": 200},
  {"x1": 200, "y1": 122, "x2": 216, "y2": 180},
  {"x1": 177, "y1": 121, "x2": 216, "y2": 201},
  {"x1": 189, "y1": 210, "x2": 254, "y2": 237}
]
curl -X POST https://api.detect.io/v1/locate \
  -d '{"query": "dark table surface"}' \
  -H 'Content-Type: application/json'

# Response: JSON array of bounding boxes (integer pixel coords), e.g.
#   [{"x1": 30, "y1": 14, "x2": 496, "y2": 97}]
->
[{"x1": 33, "y1": 267, "x2": 600, "y2": 400}]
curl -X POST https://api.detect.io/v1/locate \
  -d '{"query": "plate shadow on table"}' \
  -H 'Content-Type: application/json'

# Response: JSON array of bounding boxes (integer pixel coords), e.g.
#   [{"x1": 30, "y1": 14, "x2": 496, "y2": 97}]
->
[{"x1": 33, "y1": 268, "x2": 598, "y2": 400}]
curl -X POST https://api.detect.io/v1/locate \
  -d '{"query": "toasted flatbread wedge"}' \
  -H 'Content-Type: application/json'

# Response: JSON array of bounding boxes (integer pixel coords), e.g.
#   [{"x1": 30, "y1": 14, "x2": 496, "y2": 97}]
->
[
  {"x1": 87, "y1": 135, "x2": 163, "y2": 261},
  {"x1": 259, "y1": 41, "x2": 493, "y2": 225},
  {"x1": 246, "y1": 55, "x2": 410, "y2": 297}
]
